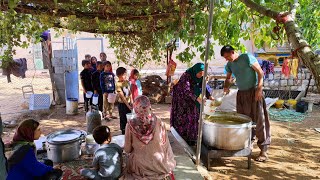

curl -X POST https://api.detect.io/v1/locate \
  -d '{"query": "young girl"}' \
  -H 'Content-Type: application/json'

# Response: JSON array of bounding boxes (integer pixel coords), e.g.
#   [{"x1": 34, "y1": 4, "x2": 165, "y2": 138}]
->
[
  {"x1": 80, "y1": 125, "x2": 122, "y2": 179},
  {"x1": 129, "y1": 69, "x2": 143, "y2": 102},
  {"x1": 7, "y1": 119, "x2": 62, "y2": 180}
]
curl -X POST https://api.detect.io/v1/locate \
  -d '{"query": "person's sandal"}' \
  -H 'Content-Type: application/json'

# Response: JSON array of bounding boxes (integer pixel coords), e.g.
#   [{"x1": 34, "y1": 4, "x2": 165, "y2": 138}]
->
[{"x1": 255, "y1": 152, "x2": 268, "y2": 162}]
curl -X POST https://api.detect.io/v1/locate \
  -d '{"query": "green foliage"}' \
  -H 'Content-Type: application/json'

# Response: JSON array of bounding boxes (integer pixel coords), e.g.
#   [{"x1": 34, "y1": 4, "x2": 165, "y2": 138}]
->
[{"x1": 0, "y1": 0, "x2": 319, "y2": 68}]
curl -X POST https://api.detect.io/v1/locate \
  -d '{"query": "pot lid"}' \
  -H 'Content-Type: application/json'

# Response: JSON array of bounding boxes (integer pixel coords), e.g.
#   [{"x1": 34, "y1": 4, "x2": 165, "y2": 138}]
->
[{"x1": 47, "y1": 129, "x2": 86, "y2": 144}]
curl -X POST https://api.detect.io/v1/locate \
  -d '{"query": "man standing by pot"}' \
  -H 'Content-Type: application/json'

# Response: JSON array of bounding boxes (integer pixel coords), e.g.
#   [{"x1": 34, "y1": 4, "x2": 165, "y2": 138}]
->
[{"x1": 221, "y1": 45, "x2": 271, "y2": 162}]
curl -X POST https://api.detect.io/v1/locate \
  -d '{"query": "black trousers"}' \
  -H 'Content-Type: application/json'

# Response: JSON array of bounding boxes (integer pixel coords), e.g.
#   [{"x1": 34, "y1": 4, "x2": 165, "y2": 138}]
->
[
  {"x1": 97, "y1": 91, "x2": 103, "y2": 112},
  {"x1": 83, "y1": 93, "x2": 92, "y2": 112},
  {"x1": 118, "y1": 103, "x2": 131, "y2": 134}
]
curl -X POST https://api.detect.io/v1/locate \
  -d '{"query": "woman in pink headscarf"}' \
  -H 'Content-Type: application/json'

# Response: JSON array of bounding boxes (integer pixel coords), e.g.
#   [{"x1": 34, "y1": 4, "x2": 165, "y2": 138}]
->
[{"x1": 124, "y1": 95, "x2": 176, "y2": 180}]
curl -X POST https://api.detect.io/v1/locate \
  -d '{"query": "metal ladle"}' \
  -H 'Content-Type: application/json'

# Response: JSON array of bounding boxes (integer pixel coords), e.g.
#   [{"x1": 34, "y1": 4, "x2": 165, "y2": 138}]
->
[{"x1": 213, "y1": 93, "x2": 226, "y2": 107}]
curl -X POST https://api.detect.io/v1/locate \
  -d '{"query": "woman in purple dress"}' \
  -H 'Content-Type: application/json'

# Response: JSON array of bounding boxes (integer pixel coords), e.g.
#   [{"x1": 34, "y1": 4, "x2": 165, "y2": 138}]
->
[{"x1": 170, "y1": 63, "x2": 212, "y2": 145}]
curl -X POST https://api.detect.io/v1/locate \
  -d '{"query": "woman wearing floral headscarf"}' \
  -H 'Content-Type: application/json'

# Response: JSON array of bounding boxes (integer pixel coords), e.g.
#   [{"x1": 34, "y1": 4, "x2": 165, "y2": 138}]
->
[
  {"x1": 7, "y1": 119, "x2": 62, "y2": 180},
  {"x1": 170, "y1": 63, "x2": 213, "y2": 145},
  {"x1": 124, "y1": 95, "x2": 176, "y2": 180}
]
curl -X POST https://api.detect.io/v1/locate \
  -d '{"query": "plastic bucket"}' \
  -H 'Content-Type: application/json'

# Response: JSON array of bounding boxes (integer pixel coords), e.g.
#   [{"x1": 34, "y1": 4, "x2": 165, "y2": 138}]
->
[
  {"x1": 86, "y1": 91, "x2": 93, "y2": 98},
  {"x1": 66, "y1": 98, "x2": 78, "y2": 115},
  {"x1": 92, "y1": 94, "x2": 99, "y2": 105},
  {"x1": 108, "y1": 93, "x2": 117, "y2": 103},
  {"x1": 126, "y1": 113, "x2": 136, "y2": 120}
]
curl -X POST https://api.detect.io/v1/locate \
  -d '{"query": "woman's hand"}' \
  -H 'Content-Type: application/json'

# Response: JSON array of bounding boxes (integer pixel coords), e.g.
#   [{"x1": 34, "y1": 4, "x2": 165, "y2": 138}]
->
[
  {"x1": 209, "y1": 96, "x2": 215, "y2": 101},
  {"x1": 53, "y1": 164, "x2": 62, "y2": 169},
  {"x1": 197, "y1": 97, "x2": 202, "y2": 104}
]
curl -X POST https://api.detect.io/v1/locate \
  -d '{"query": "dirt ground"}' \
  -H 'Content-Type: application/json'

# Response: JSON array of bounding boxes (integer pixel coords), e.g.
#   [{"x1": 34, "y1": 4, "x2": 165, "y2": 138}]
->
[{"x1": 1, "y1": 102, "x2": 320, "y2": 179}]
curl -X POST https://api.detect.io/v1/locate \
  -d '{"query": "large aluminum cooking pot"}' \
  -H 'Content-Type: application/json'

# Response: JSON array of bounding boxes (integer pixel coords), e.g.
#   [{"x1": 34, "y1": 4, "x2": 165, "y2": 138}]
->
[
  {"x1": 46, "y1": 129, "x2": 86, "y2": 163},
  {"x1": 203, "y1": 112, "x2": 253, "y2": 150}
]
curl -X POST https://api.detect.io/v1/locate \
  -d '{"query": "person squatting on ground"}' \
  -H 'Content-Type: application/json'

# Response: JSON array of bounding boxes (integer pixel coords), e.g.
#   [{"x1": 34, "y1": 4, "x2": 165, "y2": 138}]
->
[
  {"x1": 6, "y1": 119, "x2": 63, "y2": 180},
  {"x1": 221, "y1": 45, "x2": 271, "y2": 162},
  {"x1": 80, "y1": 125, "x2": 122, "y2": 180}
]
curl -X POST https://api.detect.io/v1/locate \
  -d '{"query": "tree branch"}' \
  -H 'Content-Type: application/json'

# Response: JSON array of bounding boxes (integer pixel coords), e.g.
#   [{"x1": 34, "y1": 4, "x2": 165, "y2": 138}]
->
[
  {"x1": 290, "y1": 0, "x2": 299, "y2": 19},
  {"x1": 0, "y1": 1, "x2": 178, "y2": 21},
  {"x1": 239, "y1": 0, "x2": 279, "y2": 19}
]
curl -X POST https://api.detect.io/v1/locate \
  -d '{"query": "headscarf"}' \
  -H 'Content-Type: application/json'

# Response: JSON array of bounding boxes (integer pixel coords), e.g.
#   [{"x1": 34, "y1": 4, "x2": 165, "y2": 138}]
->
[
  {"x1": 129, "y1": 69, "x2": 139, "y2": 101},
  {"x1": 128, "y1": 95, "x2": 157, "y2": 144},
  {"x1": 8, "y1": 119, "x2": 39, "y2": 169},
  {"x1": 12, "y1": 119, "x2": 39, "y2": 148},
  {"x1": 186, "y1": 63, "x2": 204, "y2": 97}
]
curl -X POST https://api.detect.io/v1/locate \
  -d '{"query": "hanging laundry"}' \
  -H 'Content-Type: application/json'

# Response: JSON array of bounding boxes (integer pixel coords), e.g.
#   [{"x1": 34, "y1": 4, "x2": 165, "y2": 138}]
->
[
  {"x1": 281, "y1": 58, "x2": 290, "y2": 78},
  {"x1": 2, "y1": 58, "x2": 28, "y2": 83},
  {"x1": 290, "y1": 58, "x2": 299, "y2": 78},
  {"x1": 260, "y1": 60, "x2": 275, "y2": 79}
]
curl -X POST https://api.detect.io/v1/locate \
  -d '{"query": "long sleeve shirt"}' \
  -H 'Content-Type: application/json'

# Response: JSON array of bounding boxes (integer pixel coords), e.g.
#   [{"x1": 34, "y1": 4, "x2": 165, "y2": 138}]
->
[{"x1": 7, "y1": 148, "x2": 53, "y2": 180}]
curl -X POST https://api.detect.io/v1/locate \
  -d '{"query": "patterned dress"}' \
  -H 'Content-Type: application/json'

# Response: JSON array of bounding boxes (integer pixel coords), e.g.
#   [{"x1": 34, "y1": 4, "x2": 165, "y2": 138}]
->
[{"x1": 170, "y1": 72, "x2": 200, "y2": 143}]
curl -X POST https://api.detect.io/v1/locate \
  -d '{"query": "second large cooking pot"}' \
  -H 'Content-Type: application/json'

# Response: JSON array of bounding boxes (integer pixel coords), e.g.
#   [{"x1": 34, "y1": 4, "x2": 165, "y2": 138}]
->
[
  {"x1": 203, "y1": 112, "x2": 253, "y2": 150},
  {"x1": 46, "y1": 129, "x2": 86, "y2": 163}
]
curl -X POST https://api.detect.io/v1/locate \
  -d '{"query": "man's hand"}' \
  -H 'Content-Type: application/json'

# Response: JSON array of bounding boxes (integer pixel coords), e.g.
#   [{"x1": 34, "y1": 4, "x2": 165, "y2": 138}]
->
[
  {"x1": 224, "y1": 87, "x2": 230, "y2": 95},
  {"x1": 83, "y1": 89, "x2": 87, "y2": 94},
  {"x1": 255, "y1": 88, "x2": 263, "y2": 101}
]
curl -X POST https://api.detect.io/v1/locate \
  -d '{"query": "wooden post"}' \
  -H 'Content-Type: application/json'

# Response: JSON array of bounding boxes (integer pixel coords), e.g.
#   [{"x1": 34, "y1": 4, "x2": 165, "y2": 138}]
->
[
  {"x1": 195, "y1": 0, "x2": 215, "y2": 166},
  {"x1": 41, "y1": 32, "x2": 61, "y2": 104}
]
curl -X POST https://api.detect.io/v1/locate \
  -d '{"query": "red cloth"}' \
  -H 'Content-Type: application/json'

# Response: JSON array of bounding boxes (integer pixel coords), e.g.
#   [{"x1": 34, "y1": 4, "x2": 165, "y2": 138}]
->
[
  {"x1": 282, "y1": 58, "x2": 290, "y2": 77},
  {"x1": 129, "y1": 70, "x2": 139, "y2": 101}
]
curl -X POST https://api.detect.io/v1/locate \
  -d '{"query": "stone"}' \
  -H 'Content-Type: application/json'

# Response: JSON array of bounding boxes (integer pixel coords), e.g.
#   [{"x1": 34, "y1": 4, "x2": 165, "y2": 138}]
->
[
  {"x1": 274, "y1": 73, "x2": 281, "y2": 80},
  {"x1": 288, "y1": 79, "x2": 294, "y2": 86},
  {"x1": 281, "y1": 74, "x2": 288, "y2": 79},
  {"x1": 302, "y1": 80, "x2": 309, "y2": 86},
  {"x1": 280, "y1": 80, "x2": 288, "y2": 86},
  {"x1": 268, "y1": 74, "x2": 274, "y2": 80},
  {"x1": 297, "y1": 73, "x2": 302, "y2": 79},
  {"x1": 301, "y1": 73, "x2": 306, "y2": 79},
  {"x1": 305, "y1": 73, "x2": 311, "y2": 79},
  {"x1": 264, "y1": 81, "x2": 269, "y2": 87},
  {"x1": 310, "y1": 79, "x2": 315, "y2": 86}
]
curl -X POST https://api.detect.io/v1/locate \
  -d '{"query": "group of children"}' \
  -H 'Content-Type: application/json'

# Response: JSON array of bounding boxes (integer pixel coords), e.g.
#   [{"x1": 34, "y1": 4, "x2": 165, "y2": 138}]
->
[{"x1": 80, "y1": 52, "x2": 143, "y2": 134}]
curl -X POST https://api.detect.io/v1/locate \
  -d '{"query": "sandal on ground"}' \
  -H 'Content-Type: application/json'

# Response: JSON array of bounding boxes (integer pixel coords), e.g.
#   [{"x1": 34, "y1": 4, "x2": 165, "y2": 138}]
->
[{"x1": 255, "y1": 153, "x2": 268, "y2": 162}]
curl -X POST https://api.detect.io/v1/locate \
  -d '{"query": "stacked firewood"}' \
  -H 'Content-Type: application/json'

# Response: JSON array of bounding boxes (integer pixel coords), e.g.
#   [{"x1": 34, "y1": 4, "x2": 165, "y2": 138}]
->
[{"x1": 141, "y1": 75, "x2": 170, "y2": 103}]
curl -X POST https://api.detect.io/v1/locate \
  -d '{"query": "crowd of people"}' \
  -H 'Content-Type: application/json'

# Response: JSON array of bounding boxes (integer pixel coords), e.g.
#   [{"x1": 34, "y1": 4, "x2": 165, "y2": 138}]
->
[
  {"x1": 2, "y1": 95, "x2": 176, "y2": 180},
  {"x1": 0, "y1": 45, "x2": 271, "y2": 179},
  {"x1": 80, "y1": 52, "x2": 143, "y2": 134}
]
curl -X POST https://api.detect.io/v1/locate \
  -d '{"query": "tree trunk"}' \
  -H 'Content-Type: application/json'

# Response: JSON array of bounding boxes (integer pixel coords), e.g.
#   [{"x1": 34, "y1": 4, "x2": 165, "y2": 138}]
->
[
  {"x1": 240, "y1": 0, "x2": 320, "y2": 92},
  {"x1": 42, "y1": 40, "x2": 61, "y2": 105}
]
